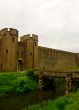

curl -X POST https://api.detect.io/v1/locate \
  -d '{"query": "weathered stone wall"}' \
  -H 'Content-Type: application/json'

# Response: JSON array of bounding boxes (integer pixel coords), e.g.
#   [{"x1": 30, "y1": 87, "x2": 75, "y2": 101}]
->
[
  {"x1": 0, "y1": 28, "x2": 79, "y2": 72},
  {"x1": 0, "y1": 38, "x2": 2, "y2": 71},
  {"x1": 20, "y1": 34, "x2": 38, "y2": 70},
  {"x1": 17, "y1": 41, "x2": 25, "y2": 70},
  {"x1": 0, "y1": 28, "x2": 18, "y2": 71},
  {"x1": 38, "y1": 46, "x2": 77, "y2": 70},
  {"x1": 75, "y1": 53, "x2": 79, "y2": 68}
]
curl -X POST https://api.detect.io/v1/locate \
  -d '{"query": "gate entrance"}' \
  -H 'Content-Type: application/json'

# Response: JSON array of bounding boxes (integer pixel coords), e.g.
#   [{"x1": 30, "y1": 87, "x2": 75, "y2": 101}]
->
[{"x1": 17, "y1": 60, "x2": 23, "y2": 71}]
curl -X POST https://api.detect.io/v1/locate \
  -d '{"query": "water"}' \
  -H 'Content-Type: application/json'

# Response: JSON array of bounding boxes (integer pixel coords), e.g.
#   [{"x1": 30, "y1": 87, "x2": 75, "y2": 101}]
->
[{"x1": 0, "y1": 89, "x2": 65, "y2": 110}]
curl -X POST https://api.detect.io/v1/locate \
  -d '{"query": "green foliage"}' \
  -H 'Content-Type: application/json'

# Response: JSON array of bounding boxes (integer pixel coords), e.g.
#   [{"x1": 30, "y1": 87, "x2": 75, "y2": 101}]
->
[
  {"x1": 65, "y1": 101, "x2": 79, "y2": 110},
  {"x1": 24, "y1": 92, "x2": 79, "y2": 110},
  {"x1": 0, "y1": 71, "x2": 38, "y2": 96},
  {"x1": 26, "y1": 69, "x2": 36, "y2": 81}
]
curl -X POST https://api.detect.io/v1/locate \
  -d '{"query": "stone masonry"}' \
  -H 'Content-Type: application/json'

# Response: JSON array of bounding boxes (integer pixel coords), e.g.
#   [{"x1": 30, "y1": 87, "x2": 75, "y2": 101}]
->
[{"x1": 0, "y1": 28, "x2": 79, "y2": 72}]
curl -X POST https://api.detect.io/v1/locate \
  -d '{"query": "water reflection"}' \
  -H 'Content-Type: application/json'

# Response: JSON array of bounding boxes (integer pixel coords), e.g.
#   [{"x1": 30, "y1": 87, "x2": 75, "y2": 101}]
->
[{"x1": 0, "y1": 90, "x2": 65, "y2": 110}]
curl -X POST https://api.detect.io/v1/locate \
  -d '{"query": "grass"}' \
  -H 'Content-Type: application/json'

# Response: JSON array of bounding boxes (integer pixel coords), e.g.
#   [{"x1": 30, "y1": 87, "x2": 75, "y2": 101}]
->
[
  {"x1": 24, "y1": 91, "x2": 79, "y2": 110},
  {"x1": 0, "y1": 70, "x2": 38, "y2": 96}
]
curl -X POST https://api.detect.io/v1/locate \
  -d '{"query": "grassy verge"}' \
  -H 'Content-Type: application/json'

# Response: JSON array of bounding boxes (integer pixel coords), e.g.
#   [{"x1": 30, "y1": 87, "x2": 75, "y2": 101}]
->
[
  {"x1": 0, "y1": 70, "x2": 38, "y2": 96},
  {"x1": 24, "y1": 91, "x2": 79, "y2": 110}
]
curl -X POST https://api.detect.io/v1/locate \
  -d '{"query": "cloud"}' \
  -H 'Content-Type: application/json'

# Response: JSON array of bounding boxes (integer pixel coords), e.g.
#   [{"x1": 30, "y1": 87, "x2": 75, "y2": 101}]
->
[{"x1": 0, "y1": 0, "x2": 79, "y2": 52}]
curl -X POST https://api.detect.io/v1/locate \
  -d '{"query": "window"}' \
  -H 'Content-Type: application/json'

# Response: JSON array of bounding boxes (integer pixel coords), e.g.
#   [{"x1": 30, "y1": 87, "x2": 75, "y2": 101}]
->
[
  {"x1": 6, "y1": 49, "x2": 8, "y2": 54},
  {"x1": 30, "y1": 52, "x2": 32, "y2": 56},
  {"x1": 12, "y1": 37, "x2": 14, "y2": 42},
  {"x1": 1, "y1": 64, "x2": 2, "y2": 69},
  {"x1": 35, "y1": 42, "x2": 37, "y2": 46},
  {"x1": 18, "y1": 42, "x2": 20, "y2": 45},
  {"x1": 22, "y1": 51, "x2": 23, "y2": 56}
]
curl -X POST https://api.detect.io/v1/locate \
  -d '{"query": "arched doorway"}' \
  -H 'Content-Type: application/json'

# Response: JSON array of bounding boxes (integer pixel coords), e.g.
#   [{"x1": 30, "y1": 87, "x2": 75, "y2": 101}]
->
[{"x1": 17, "y1": 60, "x2": 23, "y2": 71}]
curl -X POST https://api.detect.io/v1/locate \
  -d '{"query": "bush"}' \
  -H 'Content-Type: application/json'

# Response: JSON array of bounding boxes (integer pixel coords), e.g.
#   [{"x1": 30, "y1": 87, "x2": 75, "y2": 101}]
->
[
  {"x1": 0, "y1": 71, "x2": 38, "y2": 96},
  {"x1": 27, "y1": 69, "x2": 36, "y2": 80}
]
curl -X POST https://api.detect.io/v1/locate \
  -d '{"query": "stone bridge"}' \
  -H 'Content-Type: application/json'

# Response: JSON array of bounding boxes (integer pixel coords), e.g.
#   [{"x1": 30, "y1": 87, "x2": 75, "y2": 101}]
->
[{"x1": 34, "y1": 69, "x2": 79, "y2": 94}]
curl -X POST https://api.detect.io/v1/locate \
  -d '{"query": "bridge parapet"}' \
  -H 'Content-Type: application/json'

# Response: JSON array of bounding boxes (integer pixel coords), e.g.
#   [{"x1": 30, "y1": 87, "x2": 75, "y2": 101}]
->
[{"x1": 34, "y1": 69, "x2": 79, "y2": 78}]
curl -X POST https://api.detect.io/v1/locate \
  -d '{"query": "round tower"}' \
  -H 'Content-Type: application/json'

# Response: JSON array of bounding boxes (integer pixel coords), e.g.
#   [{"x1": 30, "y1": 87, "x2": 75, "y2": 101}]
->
[
  {"x1": 20, "y1": 34, "x2": 38, "y2": 70},
  {"x1": 0, "y1": 28, "x2": 18, "y2": 71}
]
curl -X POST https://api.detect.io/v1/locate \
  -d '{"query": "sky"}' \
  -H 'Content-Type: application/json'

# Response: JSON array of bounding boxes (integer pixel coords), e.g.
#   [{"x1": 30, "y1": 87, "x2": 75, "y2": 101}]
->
[{"x1": 0, "y1": 0, "x2": 79, "y2": 52}]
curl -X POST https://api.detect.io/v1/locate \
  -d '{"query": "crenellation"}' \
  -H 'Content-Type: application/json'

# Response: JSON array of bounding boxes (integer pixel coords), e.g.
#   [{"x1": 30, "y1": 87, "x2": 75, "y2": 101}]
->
[
  {"x1": 0, "y1": 28, "x2": 8, "y2": 35},
  {"x1": 0, "y1": 28, "x2": 18, "y2": 36},
  {"x1": 9, "y1": 28, "x2": 18, "y2": 36},
  {"x1": 20, "y1": 34, "x2": 30, "y2": 41},
  {"x1": 32, "y1": 34, "x2": 38, "y2": 41}
]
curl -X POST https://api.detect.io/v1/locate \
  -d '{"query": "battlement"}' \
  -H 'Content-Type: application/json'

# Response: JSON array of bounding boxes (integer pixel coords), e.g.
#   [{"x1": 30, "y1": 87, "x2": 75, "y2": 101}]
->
[
  {"x1": 20, "y1": 34, "x2": 38, "y2": 42},
  {"x1": 32, "y1": 34, "x2": 38, "y2": 41},
  {"x1": 0, "y1": 28, "x2": 18, "y2": 36}
]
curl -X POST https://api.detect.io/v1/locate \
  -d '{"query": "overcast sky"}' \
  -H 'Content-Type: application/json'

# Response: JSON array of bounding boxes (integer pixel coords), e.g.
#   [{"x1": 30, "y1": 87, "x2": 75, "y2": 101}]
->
[{"x1": 0, "y1": 0, "x2": 79, "y2": 52}]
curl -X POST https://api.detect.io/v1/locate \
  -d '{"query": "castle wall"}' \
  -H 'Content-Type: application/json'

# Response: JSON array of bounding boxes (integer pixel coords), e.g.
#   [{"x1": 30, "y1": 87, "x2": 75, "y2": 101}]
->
[
  {"x1": 17, "y1": 42, "x2": 25, "y2": 71},
  {"x1": 0, "y1": 28, "x2": 79, "y2": 72},
  {"x1": 0, "y1": 38, "x2": 2, "y2": 71},
  {"x1": 75, "y1": 53, "x2": 79, "y2": 67},
  {"x1": 18, "y1": 42, "x2": 24, "y2": 60},
  {"x1": 38, "y1": 46, "x2": 77, "y2": 70}
]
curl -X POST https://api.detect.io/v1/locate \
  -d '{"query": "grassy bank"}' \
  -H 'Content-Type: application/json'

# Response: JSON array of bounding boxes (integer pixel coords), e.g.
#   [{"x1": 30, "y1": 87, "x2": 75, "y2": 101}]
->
[
  {"x1": 24, "y1": 91, "x2": 79, "y2": 110},
  {"x1": 0, "y1": 70, "x2": 38, "y2": 96}
]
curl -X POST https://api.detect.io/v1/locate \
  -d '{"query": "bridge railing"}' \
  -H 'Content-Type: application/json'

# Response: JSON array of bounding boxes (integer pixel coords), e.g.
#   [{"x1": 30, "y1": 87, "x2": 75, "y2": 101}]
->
[{"x1": 34, "y1": 69, "x2": 79, "y2": 78}]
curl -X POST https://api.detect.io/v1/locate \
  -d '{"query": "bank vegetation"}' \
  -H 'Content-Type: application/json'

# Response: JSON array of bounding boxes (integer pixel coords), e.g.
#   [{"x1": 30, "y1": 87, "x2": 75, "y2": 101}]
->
[
  {"x1": 24, "y1": 91, "x2": 79, "y2": 110},
  {"x1": 0, "y1": 70, "x2": 38, "y2": 96}
]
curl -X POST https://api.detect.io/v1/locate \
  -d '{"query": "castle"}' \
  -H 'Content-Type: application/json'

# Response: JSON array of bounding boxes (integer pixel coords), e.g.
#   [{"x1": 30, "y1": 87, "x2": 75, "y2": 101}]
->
[{"x1": 0, "y1": 28, "x2": 79, "y2": 72}]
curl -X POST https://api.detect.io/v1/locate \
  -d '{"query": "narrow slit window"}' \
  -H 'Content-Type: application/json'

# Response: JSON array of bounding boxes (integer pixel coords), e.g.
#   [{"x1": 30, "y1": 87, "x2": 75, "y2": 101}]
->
[
  {"x1": 35, "y1": 42, "x2": 37, "y2": 46},
  {"x1": 30, "y1": 52, "x2": 32, "y2": 56},
  {"x1": 6, "y1": 49, "x2": 8, "y2": 54},
  {"x1": 22, "y1": 51, "x2": 23, "y2": 56},
  {"x1": 1, "y1": 64, "x2": 2, "y2": 69},
  {"x1": 12, "y1": 37, "x2": 14, "y2": 42}
]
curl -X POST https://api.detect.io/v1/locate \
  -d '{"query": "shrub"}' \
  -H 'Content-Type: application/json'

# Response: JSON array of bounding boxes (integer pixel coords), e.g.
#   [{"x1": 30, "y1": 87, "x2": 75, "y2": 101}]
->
[
  {"x1": 27, "y1": 69, "x2": 36, "y2": 80},
  {"x1": 0, "y1": 71, "x2": 38, "y2": 96}
]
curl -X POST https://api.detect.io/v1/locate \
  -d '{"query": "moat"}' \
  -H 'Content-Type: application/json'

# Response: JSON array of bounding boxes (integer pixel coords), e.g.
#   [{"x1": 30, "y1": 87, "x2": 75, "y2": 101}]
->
[{"x1": 0, "y1": 89, "x2": 65, "y2": 110}]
